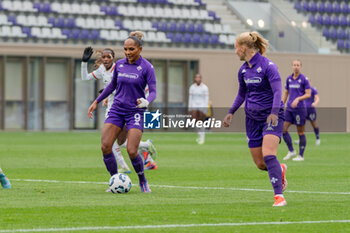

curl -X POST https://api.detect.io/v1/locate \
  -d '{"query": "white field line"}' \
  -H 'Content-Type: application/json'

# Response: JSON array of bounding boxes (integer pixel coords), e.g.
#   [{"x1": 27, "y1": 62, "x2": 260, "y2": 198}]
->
[
  {"x1": 11, "y1": 179, "x2": 350, "y2": 195},
  {"x1": 0, "y1": 220, "x2": 350, "y2": 232}
]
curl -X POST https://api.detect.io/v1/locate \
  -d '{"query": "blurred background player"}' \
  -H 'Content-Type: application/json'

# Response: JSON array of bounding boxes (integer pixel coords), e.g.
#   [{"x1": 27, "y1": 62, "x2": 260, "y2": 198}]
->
[
  {"x1": 81, "y1": 47, "x2": 157, "y2": 172},
  {"x1": 282, "y1": 59, "x2": 311, "y2": 161},
  {"x1": 88, "y1": 31, "x2": 156, "y2": 193},
  {"x1": 188, "y1": 74, "x2": 209, "y2": 144},
  {"x1": 0, "y1": 167, "x2": 11, "y2": 189},
  {"x1": 295, "y1": 83, "x2": 321, "y2": 146},
  {"x1": 223, "y1": 31, "x2": 288, "y2": 207}
]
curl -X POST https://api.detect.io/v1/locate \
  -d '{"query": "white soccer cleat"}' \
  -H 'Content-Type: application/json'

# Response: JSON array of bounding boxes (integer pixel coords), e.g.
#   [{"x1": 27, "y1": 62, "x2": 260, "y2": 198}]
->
[
  {"x1": 283, "y1": 150, "x2": 297, "y2": 160},
  {"x1": 315, "y1": 139, "x2": 321, "y2": 146},
  {"x1": 292, "y1": 155, "x2": 304, "y2": 161}
]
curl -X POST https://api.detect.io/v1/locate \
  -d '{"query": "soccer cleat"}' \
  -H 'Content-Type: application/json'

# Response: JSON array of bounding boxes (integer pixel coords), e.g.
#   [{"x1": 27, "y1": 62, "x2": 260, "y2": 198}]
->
[
  {"x1": 281, "y1": 163, "x2": 288, "y2": 191},
  {"x1": 105, "y1": 188, "x2": 111, "y2": 193},
  {"x1": 140, "y1": 181, "x2": 151, "y2": 193},
  {"x1": 315, "y1": 139, "x2": 321, "y2": 146},
  {"x1": 146, "y1": 139, "x2": 157, "y2": 160},
  {"x1": 145, "y1": 161, "x2": 157, "y2": 170},
  {"x1": 119, "y1": 168, "x2": 131, "y2": 174},
  {"x1": 294, "y1": 140, "x2": 300, "y2": 145},
  {"x1": 292, "y1": 155, "x2": 304, "y2": 161},
  {"x1": 273, "y1": 195, "x2": 287, "y2": 207},
  {"x1": 196, "y1": 138, "x2": 205, "y2": 145},
  {"x1": 283, "y1": 150, "x2": 297, "y2": 160},
  {"x1": 0, "y1": 174, "x2": 11, "y2": 189}
]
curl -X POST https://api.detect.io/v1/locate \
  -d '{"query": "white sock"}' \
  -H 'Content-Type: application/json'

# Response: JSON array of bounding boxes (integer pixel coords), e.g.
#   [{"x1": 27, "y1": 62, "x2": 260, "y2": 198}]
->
[
  {"x1": 200, "y1": 128, "x2": 205, "y2": 141},
  {"x1": 112, "y1": 142, "x2": 129, "y2": 170},
  {"x1": 139, "y1": 141, "x2": 149, "y2": 149}
]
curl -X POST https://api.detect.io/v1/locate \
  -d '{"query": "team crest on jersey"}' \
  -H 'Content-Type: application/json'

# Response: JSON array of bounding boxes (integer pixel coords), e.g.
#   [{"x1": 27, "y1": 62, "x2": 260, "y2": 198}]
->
[
  {"x1": 119, "y1": 64, "x2": 124, "y2": 68},
  {"x1": 256, "y1": 67, "x2": 262, "y2": 73},
  {"x1": 242, "y1": 69, "x2": 246, "y2": 73},
  {"x1": 298, "y1": 79, "x2": 301, "y2": 83},
  {"x1": 289, "y1": 79, "x2": 292, "y2": 82},
  {"x1": 137, "y1": 66, "x2": 142, "y2": 71},
  {"x1": 269, "y1": 62, "x2": 274, "y2": 65}
]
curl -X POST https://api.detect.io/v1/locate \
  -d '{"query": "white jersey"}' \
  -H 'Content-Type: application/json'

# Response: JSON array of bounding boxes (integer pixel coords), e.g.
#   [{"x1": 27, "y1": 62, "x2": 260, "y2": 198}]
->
[
  {"x1": 81, "y1": 62, "x2": 116, "y2": 117},
  {"x1": 188, "y1": 82, "x2": 209, "y2": 114}
]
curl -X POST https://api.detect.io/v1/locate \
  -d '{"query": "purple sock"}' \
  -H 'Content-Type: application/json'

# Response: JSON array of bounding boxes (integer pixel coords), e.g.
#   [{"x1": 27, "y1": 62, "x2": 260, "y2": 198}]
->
[
  {"x1": 263, "y1": 155, "x2": 283, "y2": 195},
  {"x1": 131, "y1": 154, "x2": 146, "y2": 184},
  {"x1": 103, "y1": 152, "x2": 118, "y2": 176},
  {"x1": 299, "y1": 134, "x2": 306, "y2": 157},
  {"x1": 314, "y1": 127, "x2": 320, "y2": 139},
  {"x1": 283, "y1": 132, "x2": 294, "y2": 151}
]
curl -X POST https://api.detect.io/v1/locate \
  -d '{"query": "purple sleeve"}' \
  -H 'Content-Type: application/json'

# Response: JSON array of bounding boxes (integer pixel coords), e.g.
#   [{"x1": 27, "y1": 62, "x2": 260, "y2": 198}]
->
[
  {"x1": 313, "y1": 87, "x2": 318, "y2": 95},
  {"x1": 145, "y1": 65, "x2": 157, "y2": 103},
  {"x1": 304, "y1": 77, "x2": 311, "y2": 90},
  {"x1": 270, "y1": 81, "x2": 282, "y2": 115},
  {"x1": 266, "y1": 63, "x2": 282, "y2": 115},
  {"x1": 96, "y1": 66, "x2": 118, "y2": 103},
  {"x1": 228, "y1": 73, "x2": 246, "y2": 114}
]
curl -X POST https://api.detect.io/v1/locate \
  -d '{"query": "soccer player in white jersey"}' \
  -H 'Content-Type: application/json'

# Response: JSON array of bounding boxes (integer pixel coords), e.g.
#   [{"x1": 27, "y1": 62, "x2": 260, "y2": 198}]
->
[
  {"x1": 0, "y1": 167, "x2": 11, "y2": 189},
  {"x1": 188, "y1": 74, "x2": 209, "y2": 144},
  {"x1": 81, "y1": 47, "x2": 157, "y2": 172}
]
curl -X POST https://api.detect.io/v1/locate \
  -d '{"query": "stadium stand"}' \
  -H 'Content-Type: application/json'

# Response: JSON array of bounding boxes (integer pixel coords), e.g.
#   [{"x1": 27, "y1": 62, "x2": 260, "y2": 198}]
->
[
  {"x1": 291, "y1": 0, "x2": 350, "y2": 52},
  {"x1": 0, "y1": 0, "x2": 236, "y2": 48}
]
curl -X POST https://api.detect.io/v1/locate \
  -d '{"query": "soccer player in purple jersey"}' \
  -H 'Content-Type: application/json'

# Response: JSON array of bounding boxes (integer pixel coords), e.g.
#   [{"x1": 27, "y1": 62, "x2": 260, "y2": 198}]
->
[
  {"x1": 81, "y1": 48, "x2": 158, "y2": 172},
  {"x1": 87, "y1": 31, "x2": 156, "y2": 193},
  {"x1": 223, "y1": 31, "x2": 288, "y2": 207},
  {"x1": 282, "y1": 60, "x2": 311, "y2": 161},
  {"x1": 306, "y1": 85, "x2": 320, "y2": 145}
]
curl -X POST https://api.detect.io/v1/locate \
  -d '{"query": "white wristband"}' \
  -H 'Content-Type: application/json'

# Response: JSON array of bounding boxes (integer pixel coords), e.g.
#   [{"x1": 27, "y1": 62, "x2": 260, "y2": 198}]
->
[{"x1": 137, "y1": 98, "x2": 149, "y2": 108}]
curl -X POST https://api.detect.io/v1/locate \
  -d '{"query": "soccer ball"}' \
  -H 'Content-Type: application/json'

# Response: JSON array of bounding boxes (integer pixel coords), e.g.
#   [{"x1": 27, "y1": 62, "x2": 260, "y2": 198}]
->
[{"x1": 109, "y1": 173, "x2": 132, "y2": 194}]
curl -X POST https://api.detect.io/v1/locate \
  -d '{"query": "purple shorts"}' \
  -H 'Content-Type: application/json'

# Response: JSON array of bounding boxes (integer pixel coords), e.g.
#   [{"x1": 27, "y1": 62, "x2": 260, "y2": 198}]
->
[
  {"x1": 306, "y1": 107, "x2": 317, "y2": 121},
  {"x1": 284, "y1": 108, "x2": 307, "y2": 126},
  {"x1": 245, "y1": 117, "x2": 284, "y2": 148},
  {"x1": 105, "y1": 111, "x2": 143, "y2": 132}
]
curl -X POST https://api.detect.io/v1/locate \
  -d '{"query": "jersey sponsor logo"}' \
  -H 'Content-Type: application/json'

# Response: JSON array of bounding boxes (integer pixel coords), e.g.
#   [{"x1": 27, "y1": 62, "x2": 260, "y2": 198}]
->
[
  {"x1": 118, "y1": 73, "x2": 139, "y2": 79},
  {"x1": 289, "y1": 84, "x2": 300, "y2": 88},
  {"x1": 256, "y1": 66, "x2": 262, "y2": 73},
  {"x1": 144, "y1": 110, "x2": 161, "y2": 129},
  {"x1": 244, "y1": 77, "x2": 262, "y2": 84}
]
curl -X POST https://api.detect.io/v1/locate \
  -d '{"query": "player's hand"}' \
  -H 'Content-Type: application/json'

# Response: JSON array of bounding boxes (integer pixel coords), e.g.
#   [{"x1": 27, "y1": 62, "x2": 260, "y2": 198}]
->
[
  {"x1": 291, "y1": 99, "x2": 299, "y2": 108},
  {"x1": 82, "y1": 47, "x2": 93, "y2": 62},
  {"x1": 136, "y1": 98, "x2": 149, "y2": 108},
  {"x1": 88, "y1": 100, "x2": 98, "y2": 119},
  {"x1": 102, "y1": 98, "x2": 108, "y2": 107},
  {"x1": 223, "y1": 113, "x2": 233, "y2": 127},
  {"x1": 311, "y1": 102, "x2": 316, "y2": 107},
  {"x1": 266, "y1": 114, "x2": 278, "y2": 126}
]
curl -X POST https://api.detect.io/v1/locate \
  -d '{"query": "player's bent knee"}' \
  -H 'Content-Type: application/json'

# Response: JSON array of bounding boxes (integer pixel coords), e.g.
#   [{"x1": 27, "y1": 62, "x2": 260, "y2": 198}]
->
[
  {"x1": 126, "y1": 147, "x2": 138, "y2": 158},
  {"x1": 101, "y1": 143, "x2": 112, "y2": 154}
]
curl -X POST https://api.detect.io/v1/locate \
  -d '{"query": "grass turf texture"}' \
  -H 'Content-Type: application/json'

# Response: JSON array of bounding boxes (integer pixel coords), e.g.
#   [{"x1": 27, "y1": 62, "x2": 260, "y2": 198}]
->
[{"x1": 0, "y1": 132, "x2": 349, "y2": 232}]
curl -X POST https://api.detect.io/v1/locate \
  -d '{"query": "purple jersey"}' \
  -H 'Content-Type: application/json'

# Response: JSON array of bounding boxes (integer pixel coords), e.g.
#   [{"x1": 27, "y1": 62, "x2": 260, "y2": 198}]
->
[
  {"x1": 97, "y1": 56, "x2": 156, "y2": 113},
  {"x1": 305, "y1": 86, "x2": 318, "y2": 107},
  {"x1": 285, "y1": 73, "x2": 310, "y2": 111},
  {"x1": 230, "y1": 52, "x2": 284, "y2": 121}
]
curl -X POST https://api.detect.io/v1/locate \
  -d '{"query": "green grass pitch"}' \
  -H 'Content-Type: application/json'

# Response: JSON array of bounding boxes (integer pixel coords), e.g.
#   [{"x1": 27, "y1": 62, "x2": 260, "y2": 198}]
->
[{"x1": 0, "y1": 132, "x2": 349, "y2": 232}]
